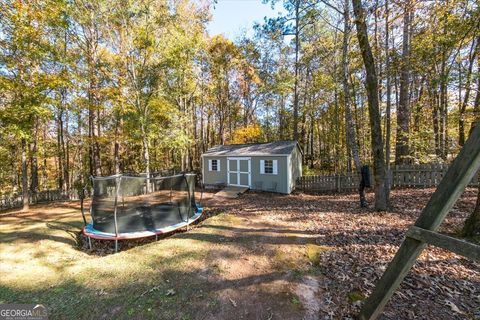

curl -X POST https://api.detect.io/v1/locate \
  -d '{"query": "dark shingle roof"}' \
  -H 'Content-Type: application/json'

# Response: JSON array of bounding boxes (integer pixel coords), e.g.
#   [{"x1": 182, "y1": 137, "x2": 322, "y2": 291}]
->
[{"x1": 203, "y1": 141, "x2": 299, "y2": 156}]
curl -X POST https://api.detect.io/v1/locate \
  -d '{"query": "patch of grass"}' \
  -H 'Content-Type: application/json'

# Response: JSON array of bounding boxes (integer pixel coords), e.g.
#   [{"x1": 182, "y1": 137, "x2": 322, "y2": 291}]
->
[
  {"x1": 290, "y1": 294, "x2": 302, "y2": 307},
  {"x1": 274, "y1": 251, "x2": 299, "y2": 270},
  {"x1": 306, "y1": 244, "x2": 330, "y2": 266},
  {"x1": 207, "y1": 298, "x2": 220, "y2": 311},
  {"x1": 52, "y1": 287, "x2": 65, "y2": 294},
  {"x1": 306, "y1": 264, "x2": 323, "y2": 276},
  {"x1": 214, "y1": 213, "x2": 243, "y2": 226},
  {"x1": 273, "y1": 245, "x2": 311, "y2": 272},
  {"x1": 347, "y1": 289, "x2": 366, "y2": 303}
]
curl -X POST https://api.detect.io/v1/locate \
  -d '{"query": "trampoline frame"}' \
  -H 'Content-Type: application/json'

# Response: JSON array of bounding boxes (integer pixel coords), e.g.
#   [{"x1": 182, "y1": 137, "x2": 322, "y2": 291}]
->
[{"x1": 81, "y1": 173, "x2": 203, "y2": 252}]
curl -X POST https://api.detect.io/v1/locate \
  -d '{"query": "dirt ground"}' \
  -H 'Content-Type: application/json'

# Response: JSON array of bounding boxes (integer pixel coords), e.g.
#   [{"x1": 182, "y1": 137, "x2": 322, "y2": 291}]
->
[{"x1": 0, "y1": 188, "x2": 479, "y2": 319}]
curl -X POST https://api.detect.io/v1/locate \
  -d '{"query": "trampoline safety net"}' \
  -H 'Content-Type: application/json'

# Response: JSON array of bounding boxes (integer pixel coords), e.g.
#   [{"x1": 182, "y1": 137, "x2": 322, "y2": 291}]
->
[{"x1": 90, "y1": 174, "x2": 198, "y2": 234}]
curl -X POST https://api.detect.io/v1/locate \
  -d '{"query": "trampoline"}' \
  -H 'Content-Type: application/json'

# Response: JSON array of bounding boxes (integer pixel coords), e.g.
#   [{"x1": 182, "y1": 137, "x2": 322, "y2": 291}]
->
[{"x1": 81, "y1": 173, "x2": 203, "y2": 251}]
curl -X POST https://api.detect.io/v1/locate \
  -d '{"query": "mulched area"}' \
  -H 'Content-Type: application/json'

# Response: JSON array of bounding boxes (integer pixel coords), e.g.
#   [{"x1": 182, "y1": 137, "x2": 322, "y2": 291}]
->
[{"x1": 207, "y1": 188, "x2": 480, "y2": 320}]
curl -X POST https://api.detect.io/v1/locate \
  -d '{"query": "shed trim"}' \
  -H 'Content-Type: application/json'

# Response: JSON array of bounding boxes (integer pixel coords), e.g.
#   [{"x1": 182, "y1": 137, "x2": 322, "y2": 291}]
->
[
  {"x1": 287, "y1": 154, "x2": 292, "y2": 194},
  {"x1": 202, "y1": 153, "x2": 291, "y2": 157}
]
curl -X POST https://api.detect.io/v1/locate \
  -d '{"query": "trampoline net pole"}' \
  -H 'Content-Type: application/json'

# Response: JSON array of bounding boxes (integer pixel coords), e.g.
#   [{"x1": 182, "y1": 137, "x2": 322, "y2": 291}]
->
[
  {"x1": 88, "y1": 176, "x2": 95, "y2": 225},
  {"x1": 113, "y1": 176, "x2": 121, "y2": 249},
  {"x1": 80, "y1": 187, "x2": 87, "y2": 226},
  {"x1": 170, "y1": 178, "x2": 173, "y2": 204},
  {"x1": 184, "y1": 174, "x2": 190, "y2": 225}
]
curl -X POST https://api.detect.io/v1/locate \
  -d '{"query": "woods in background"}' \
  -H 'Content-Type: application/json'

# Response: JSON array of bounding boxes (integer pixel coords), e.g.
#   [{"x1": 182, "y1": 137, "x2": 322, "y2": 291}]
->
[{"x1": 1, "y1": 0, "x2": 479, "y2": 211}]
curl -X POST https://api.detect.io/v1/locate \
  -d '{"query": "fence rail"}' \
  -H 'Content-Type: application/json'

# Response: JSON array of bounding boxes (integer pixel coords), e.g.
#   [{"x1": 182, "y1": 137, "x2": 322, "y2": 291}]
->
[{"x1": 297, "y1": 164, "x2": 480, "y2": 193}]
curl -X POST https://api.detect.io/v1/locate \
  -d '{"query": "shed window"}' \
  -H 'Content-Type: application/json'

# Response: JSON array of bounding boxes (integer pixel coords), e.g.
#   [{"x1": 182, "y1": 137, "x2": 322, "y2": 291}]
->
[
  {"x1": 208, "y1": 159, "x2": 220, "y2": 171},
  {"x1": 260, "y1": 159, "x2": 278, "y2": 175},
  {"x1": 264, "y1": 160, "x2": 273, "y2": 174},
  {"x1": 212, "y1": 160, "x2": 218, "y2": 171}
]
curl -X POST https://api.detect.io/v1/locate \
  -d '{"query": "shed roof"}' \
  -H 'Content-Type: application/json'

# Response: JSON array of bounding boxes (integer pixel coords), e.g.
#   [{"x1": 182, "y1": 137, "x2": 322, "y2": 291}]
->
[{"x1": 203, "y1": 140, "x2": 300, "y2": 156}]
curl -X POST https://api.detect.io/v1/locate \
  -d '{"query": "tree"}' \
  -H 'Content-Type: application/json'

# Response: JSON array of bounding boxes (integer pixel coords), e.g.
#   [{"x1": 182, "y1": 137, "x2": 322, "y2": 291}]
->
[
  {"x1": 395, "y1": 0, "x2": 412, "y2": 164},
  {"x1": 458, "y1": 37, "x2": 479, "y2": 146},
  {"x1": 71, "y1": 0, "x2": 107, "y2": 177},
  {"x1": 262, "y1": 0, "x2": 319, "y2": 141},
  {"x1": 1, "y1": 0, "x2": 480, "y2": 216},
  {"x1": 341, "y1": 0, "x2": 365, "y2": 206},
  {"x1": 207, "y1": 35, "x2": 241, "y2": 145},
  {"x1": 352, "y1": 0, "x2": 389, "y2": 210},
  {"x1": 0, "y1": 0, "x2": 62, "y2": 209},
  {"x1": 229, "y1": 124, "x2": 264, "y2": 144}
]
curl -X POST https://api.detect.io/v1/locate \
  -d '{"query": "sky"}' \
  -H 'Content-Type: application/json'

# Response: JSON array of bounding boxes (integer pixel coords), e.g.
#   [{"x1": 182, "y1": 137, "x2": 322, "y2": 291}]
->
[{"x1": 207, "y1": 0, "x2": 285, "y2": 40}]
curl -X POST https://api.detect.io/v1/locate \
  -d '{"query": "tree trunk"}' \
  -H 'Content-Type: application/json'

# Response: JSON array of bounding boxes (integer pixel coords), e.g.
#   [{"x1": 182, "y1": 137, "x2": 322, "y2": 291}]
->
[
  {"x1": 141, "y1": 120, "x2": 150, "y2": 177},
  {"x1": 309, "y1": 112, "x2": 314, "y2": 168},
  {"x1": 141, "y1": 120, "x2": 151, "y2": 192},
  {"x1": 30, "y1": 119, "x2": 39, "y2": 194},
  {"x1": 293, "y1": 0, "x2": 300, "y2": 141},
  {"x1": 10, "y1": 145, "x2": 17, "y2": 192},
  {"x1": 58, "y1": 106, "x2": 65, "y2": 189},
  {"x1": 432, "y1": 85, "x2": 441, "y2": 156},
  {"x1": 21, "y1": 138, "x2": 29, "y2": 211},
  {"x1": 114, "y1": 109, "x2": 123, "y2": 174},
  {"x1": 440, "y1": 73, "x2": 448, "y2": 160},
  {"x1": 385, "y1": 0, "x2": 392, "y2": 198},
  {"x1": 279, "y1": 94, "x2": 286, "y2": 140},
  {"x1": 413, "y1": 78, "x2": 424, "y2": 132},
  {"x1": 114, "y1": 121, "x2": 121, "y2": 174},
  {"x1": 352, "y1": 0, "x2": 388, "y2": 211},
  {"x1": 60, "y1": 29, "x2": 69, "y2": 191},
  {"x1": 206, "y1": 111, "x2": 211, "y2": 149},
  {"x1": 85, "y1": 12, "x2": 102, "y2": 177},
  {"x1": 439, "y1": 9, "x2": 449, "y2": 160},
  {"x1": 342, "y1": 0, "x2": 365, "y2": 206},
  {"x1": 458, "y1": 38, "x2": 478, "y2": 146},
  {"x1": 395, "y1": 2, "x2": 411, "y2": 164},
  {"x1": 42, "y1": 126, "x2": 48, "y2": 189}
]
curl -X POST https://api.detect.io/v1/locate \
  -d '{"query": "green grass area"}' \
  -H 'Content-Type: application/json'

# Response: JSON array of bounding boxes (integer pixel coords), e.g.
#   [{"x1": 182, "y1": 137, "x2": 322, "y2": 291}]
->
[
  {"x1": 0, "y1": 203, "x2": 314, "y2": 319},
  {"x1": 0, "y1": 206, "x2": 226, "y2": 319}
]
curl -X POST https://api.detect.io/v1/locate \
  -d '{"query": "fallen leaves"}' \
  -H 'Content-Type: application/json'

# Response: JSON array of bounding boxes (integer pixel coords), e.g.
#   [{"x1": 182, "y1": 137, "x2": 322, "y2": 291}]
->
[
  {"x1": 207, "y1": 188, "x2": 479, "y2": 319},
  {"x1": 445, "y1": 300, "x2": 464, "y2": 315}
]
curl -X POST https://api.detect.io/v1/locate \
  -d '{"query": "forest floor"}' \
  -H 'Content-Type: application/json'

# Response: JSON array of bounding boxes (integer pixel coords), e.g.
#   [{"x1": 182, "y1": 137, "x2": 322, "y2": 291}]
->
[{"x1": 0, "y1": 188, "x2": 479, "y2": 319}]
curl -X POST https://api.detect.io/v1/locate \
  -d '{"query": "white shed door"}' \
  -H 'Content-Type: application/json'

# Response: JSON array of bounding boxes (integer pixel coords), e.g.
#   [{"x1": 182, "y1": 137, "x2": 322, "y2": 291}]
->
[{"x1": 227, "y1": 157, "x2": 251, "y2": 187}]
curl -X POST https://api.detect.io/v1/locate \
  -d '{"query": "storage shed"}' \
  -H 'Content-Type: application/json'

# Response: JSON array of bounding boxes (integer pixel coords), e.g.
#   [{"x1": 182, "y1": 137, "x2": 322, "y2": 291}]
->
[{"x1": 202, "y1": 141, "x2": 303, "y2": 194}]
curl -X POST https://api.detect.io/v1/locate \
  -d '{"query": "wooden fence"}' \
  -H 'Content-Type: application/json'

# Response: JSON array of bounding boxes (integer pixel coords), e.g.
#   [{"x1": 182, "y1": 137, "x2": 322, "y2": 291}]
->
[
  {"x1": 296, "y1": 164, "x2": 480, "y2": 193},
  {"x1": 0, "y1": 189, "x2": 80, "y2": 211}
]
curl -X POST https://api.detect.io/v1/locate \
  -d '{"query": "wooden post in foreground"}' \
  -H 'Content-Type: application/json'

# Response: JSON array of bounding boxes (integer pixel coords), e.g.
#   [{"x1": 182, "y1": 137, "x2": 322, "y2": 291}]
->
[{"x1": 359, "y1": 123, "x2": 480, "y2": 320}]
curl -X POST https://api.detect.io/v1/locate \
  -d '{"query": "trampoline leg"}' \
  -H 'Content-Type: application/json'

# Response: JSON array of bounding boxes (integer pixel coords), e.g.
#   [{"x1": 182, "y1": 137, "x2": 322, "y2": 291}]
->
[
  {"x1": 115, "y1": 239, "x2": 118, "y2": 253},
  {"x1": 88, "y1": 236, "x2": 92, "y2": 250},
  {"x1": 155, "y1": 235, "x2": 158, "y2": 241}
]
